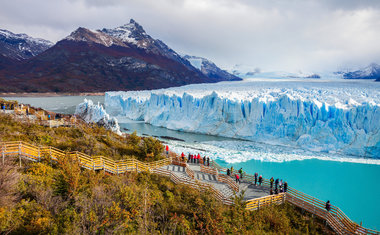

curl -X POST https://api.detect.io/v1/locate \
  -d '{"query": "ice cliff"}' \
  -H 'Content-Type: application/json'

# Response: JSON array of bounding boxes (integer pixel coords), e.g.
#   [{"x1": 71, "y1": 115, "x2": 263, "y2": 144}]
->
[
  {"x1": 105, "y1": 81, "x2": 380, "y2": 158},
  {"x1": 75, "y1": 99, "x2": 121, "y2": 135}
]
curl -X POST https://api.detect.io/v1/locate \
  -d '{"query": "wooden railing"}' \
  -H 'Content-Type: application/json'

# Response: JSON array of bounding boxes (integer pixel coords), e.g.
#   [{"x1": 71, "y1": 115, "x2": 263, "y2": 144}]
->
[
  {"x1": 246, "y1": 193, "x2": 285, "y2": 211},
  {"x1": 1, "y1": 141, "x2": 171, "y2": 174},
  {"x1": 200, "y1": 164, "x2": 218, "y2": 176},
  {"x1": 211, "y1": 160, "x2": 379, "y2": 235},
  {"x1": 217, "y1": 174, "x2": 239, "y2": 192}
]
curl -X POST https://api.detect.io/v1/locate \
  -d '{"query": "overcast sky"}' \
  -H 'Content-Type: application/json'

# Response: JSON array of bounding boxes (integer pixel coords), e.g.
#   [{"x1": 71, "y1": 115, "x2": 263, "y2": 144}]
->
[{"x1": 1, "y1": 0, "x2": 380, "y2": 72}]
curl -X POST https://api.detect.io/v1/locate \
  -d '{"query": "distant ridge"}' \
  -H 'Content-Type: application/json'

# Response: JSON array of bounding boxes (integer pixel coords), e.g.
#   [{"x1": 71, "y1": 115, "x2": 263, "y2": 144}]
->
[{"x1": 0, "y1": 20, "x2": 239, "y2": 93}]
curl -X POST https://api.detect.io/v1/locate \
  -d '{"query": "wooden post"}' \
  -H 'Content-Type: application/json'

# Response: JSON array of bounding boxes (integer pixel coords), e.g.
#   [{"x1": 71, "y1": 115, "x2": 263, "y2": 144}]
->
[
  {"x1": 18, "y1": 142, "x2": 22, "y2": 167},
  {"x1": 49, "y1": 147, "x2": 52, "y2": 166},
  {"x1": 2, "y1": 145, "x2": 4, "y2": 165},
  {"x1": 258, "y1": 200, "x2": 260, "y2": 210},
  {"x1": 38, "y1": 147, "x2": 41, "y2": 162}
]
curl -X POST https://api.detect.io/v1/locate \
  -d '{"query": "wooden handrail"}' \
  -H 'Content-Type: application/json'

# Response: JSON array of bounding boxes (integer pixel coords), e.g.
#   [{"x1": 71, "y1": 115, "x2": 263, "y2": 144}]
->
[
  {"x1": 210, "y1": 160, "x2": 379, "y2": 235},
  {"x1": 1, "y1": 141, "x2": 171, "y2": 174}
]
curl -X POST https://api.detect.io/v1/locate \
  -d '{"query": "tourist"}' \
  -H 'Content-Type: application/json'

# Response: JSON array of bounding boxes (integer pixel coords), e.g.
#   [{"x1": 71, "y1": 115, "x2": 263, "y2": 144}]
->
[
  {"x1": 227, "y1": 168, "x2": 230, "y2": 176},
  {"x1": 279, "y1": 180, "x2": 283, "y2": 189},
  {"x1": 203, "y1": 156, "x2": 206, "y2": 165},
  {"x1": 258, "y1": 175, "x2": 263, "y2": 186},
  {"x1": 231, "y1": 166, "x2": 234, "y2": 174},
  {"x1": 207, "y1": 157, "x2": 210, "y2": 166},
  {"x1": 181, "y1": 152, "x2": 185, "y2": 161},
  {"x1": 270, "y1": 177, "x2": 274, "y2": 188},
  {"x1": 325, "y1": 200, "x2": 331, "y2": 212},
  {"x1": 254, "y1": 173, "x2": 258, "y2": 185},
  {"x1": 188, "y1": 153, "x2": 190, "y2": 162},
  {"x1": 166, "y1": 145, "x2": 169, "y2": 155},
  {"x1": 197, "y1": 153, "x2": 201, "y2": 164},
  {"x1": 238, "y1": 168, "x2": 243, "y2": 179},
  {"x1": 284, "y1": 181, "x2": 288, "y2": 192},
  {"x1": 235, "y1": 174, "x2": 240, "y2": 184}
]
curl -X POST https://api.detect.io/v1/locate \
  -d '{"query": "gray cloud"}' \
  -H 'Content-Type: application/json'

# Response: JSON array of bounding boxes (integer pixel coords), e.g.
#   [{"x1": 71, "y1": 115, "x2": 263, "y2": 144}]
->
[{"x1": 1, "y1": 0, "x2": 379, "y2": 72}]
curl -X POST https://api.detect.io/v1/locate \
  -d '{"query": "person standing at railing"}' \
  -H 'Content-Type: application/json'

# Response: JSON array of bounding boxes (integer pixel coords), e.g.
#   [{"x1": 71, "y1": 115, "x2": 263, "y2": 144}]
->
[
  {"x1": 231, "y1": 166, "x2": 234, "y2": 175},
  {"x1": 275, "y1": 178, "x2": 279, "y2": 189},
  {"x1": 235, "y1": 174, "x2": 240, "y2": 184},
  {"x1": 238, "y1": 168, "x2": 243, "y2": 179},
  {"x1": 270, "y1": 177, "x2": 274, "y2": 189},
  {"x1": 279, "y1": 180, "x2": 283, "y2": 191},
  {"x1": 181, "y1": 152, "x2": 185, "y2": 162},
  {"x1": 203, "y1": 156, "x2": 206, "y2": 165},
  {"x1": 227, "y1": 168, "x2": 230, "y2": 176},
  {"x1": 258, "y1": 175, "x2": 263, "y2": 186},
  {"x1": 325, "y1": 200, "x2": 331, "y2": 212},
  {"x1": 284, "y1": 181, "x2": 288, "y2": 192},
  {"x1": 206, "y1": 157, "x2": 210, "y2": 166},
  {"x1": 254, "y1": 172, "x2": 258, "y2": 185},
  {"x1": 166, "y1": 145, "x2": 169, "y2": 155}
]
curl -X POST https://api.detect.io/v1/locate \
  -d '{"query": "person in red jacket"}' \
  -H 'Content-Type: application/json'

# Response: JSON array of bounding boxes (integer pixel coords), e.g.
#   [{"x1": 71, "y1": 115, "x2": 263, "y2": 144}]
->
[
  {"x1": 197, "y1": 153, "x2": 201, "y2": 164},
  {"x1": 181, "y1": 152, "x2": 185, "y2": 162},
  {"x1": 165, "y1": 145, "x2": 169, "y2": 155},
  {"x1": 235, "y1": 174, "x2": 240, "y2": 184}
]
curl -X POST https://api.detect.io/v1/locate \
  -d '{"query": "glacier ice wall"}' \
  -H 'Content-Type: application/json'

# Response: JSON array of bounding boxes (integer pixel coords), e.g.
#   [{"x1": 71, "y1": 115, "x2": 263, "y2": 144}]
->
[
  {"x1": 75, "y1": 99, "x2": 121, "y2": 135},
  {"x1": 105, "y1": 91, "x2": 380, "y2": 158}
]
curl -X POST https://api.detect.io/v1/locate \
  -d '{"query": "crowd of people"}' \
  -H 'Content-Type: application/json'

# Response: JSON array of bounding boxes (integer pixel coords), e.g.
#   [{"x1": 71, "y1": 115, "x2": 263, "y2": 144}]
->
[{"x1": 167, "y1": 147, "x2": 334, "y2": 212}]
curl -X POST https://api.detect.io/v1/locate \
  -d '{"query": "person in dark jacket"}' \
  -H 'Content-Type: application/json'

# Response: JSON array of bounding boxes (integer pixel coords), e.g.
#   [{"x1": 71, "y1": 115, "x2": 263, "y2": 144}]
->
[
  {"x1": 270, "y1": 177, "x2": 274, "y2": 188},
  {"x1": 325, "y1": 200, "x2": 331, "y2": 212},
  {"x1": 227, "y1": 168, "x2": 230, "y2": 176},
  {"x1": 258, "y1": 175, "x2": 263, "y2": 186},
  {"x1": 284, "y1": 181, "x2": 288, "y2": 192},
  {"x1": 275, "y1": 178, "x2": 279, "y2": 189},
  {"x1": 206, "y1": 157, "x2": 210, "y2": 166},
  {"x1": 254, "y1": 173, "x2": 258, "y2": 185}
]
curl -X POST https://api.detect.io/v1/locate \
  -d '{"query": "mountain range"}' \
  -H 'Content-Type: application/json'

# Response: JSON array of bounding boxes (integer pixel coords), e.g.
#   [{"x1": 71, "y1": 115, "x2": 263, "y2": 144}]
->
[{"x1": 0, "y1": 19, "x2": 240, "y2": 93}]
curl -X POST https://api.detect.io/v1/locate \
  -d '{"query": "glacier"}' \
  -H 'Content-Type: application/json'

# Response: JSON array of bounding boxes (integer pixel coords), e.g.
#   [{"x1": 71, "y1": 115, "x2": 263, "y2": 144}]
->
[
  {"x1": 75, "y1": 99, "x2": 121, "y2": 135},
  {"x1": 105, "y1": 79, "x2": 380, "y2": 158}
]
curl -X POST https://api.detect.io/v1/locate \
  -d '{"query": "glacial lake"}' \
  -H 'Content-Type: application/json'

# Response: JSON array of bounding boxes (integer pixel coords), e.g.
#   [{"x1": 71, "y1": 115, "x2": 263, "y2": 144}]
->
[{"x1": 3, "y1": 95, "x2": 380, "y2": 230}]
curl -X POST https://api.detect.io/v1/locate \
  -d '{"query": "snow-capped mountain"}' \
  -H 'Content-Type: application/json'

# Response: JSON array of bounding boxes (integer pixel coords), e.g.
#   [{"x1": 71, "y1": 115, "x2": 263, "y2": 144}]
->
[
  {"x1": 64, "y1": 27, "x2": 125, "y2": 47},
  {"x1": 229, "y1": 64, "x2": 260, "y2": 78},
  {"x1": 0, "y1": 29, "x2": 53, "y2": 60},
  {"x1": 0, "y1": 20, "x2": 239, "y2": 93},
  {"x1": 100, "y1": 19, "x2": 196, "y2": 71},
  {"x1": 343, "y1": 63, "x2": 380, "y2": 81},
  {"x1": 183, "y1": 55, "x2": 241, "y2": 81}
]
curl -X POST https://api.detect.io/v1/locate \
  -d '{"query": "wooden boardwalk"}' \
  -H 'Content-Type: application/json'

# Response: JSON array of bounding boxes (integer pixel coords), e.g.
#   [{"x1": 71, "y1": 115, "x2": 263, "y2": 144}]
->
[{"x1": 1, "y1": 141, "x2": 378, "y2": 235}]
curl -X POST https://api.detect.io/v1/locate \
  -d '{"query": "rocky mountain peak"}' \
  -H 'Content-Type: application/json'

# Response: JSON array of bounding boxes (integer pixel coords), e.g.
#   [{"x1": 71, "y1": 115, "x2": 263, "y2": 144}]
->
[
  {"x1": 0, "y1": 29, "x2": 53, "y2": 60},
  {"x1": 64, "y1": 27, "x2": 125, "y2": 47}
]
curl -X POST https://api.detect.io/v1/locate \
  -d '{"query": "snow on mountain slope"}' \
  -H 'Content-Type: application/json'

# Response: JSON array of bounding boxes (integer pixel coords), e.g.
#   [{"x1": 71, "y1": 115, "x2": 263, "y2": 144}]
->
[
  {"x1": 183, "y1": 55, "x2": 241, "y2": 81},
  {"x1": 105, "y1": 79, "x2": 380, "y2": 158},
  {"x1": 65, "y1": 27, "x2": 126, "y2": 47},
  {"x1": 0, "y1": 29, "x2": 53, "y2": 60},
  {"x1": 75, "y1": 99, "x2": 121, "y2": 135},
  {"x1": 343, "y1": 63, "x2": 380, "y2": 80}
]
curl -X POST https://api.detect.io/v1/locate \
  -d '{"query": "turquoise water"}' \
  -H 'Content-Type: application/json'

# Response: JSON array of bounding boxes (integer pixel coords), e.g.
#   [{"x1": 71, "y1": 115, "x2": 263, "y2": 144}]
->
[
  {"x1": 215, "y1": 158, "x2": 380, "y2": 230},
  {"x1": 3, "y1": 96, "x2": 379, "y2": 230}
]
